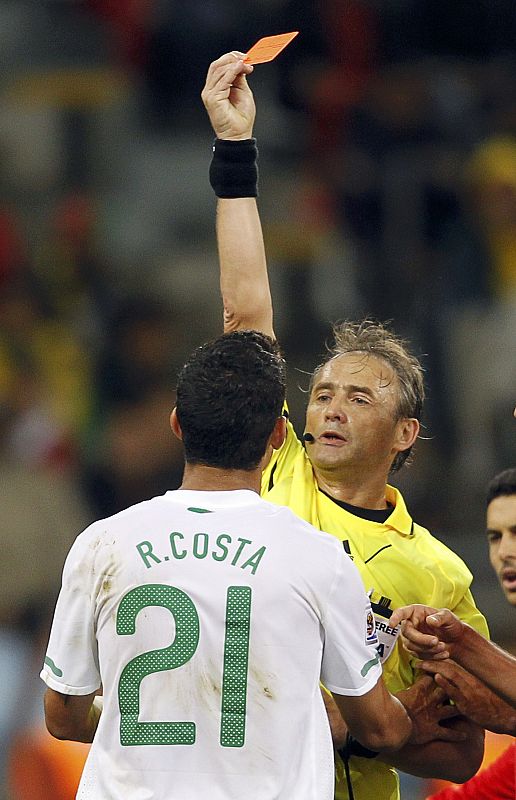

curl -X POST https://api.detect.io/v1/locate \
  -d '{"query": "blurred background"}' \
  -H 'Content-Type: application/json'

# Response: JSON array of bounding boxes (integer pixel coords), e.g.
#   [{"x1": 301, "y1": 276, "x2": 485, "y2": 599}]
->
[{"x1": 0, "y1": 1, "x2": 515, "y2": 798}]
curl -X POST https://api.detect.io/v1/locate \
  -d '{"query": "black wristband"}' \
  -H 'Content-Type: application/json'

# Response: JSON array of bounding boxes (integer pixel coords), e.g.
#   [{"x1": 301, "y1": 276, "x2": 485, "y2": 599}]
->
[
  {"x1": 338, "y1": 733, "x2": 379, "y2": 761},
  {"x1": 209, "y1": 138, "x2": 258, "y2": 198}
]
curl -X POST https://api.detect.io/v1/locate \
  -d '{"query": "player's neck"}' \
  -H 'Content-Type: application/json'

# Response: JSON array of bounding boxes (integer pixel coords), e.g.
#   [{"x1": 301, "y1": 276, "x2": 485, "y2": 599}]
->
[
  {"x1": 313, "y1": 466, "x2": 391, "y2": 510},
  {"x1": 180, "y1": 462, "x2": 261, "y2": 494}
]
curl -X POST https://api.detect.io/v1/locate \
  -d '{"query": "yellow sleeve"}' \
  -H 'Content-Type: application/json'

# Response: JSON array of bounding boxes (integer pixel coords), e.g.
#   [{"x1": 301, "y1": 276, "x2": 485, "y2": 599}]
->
[{"x1": 451, "y1": 589, "x2": 490, "y2": 639}]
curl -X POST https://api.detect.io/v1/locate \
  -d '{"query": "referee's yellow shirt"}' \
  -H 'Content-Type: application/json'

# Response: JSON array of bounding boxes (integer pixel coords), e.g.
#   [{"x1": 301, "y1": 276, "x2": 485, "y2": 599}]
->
[{"x1": 261, "y1": 413, "x2": 489, "y2": 800}]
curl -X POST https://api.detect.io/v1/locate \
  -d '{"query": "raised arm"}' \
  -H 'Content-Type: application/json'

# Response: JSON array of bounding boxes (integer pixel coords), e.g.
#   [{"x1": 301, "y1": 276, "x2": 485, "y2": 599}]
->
[{"x1": 202, "y1": 53, "x2": 274, "y2": 338}]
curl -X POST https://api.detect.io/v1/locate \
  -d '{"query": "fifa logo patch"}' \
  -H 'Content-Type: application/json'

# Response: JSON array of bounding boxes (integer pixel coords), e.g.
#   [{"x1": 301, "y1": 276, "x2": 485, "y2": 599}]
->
[{"x1": 365, "y1": 608, "x2": 378, "y2": 645}]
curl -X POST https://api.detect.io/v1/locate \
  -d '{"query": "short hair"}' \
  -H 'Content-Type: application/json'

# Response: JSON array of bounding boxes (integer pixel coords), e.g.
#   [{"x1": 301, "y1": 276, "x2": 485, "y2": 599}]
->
[
  {"x1": 176, "y1": 330, "x2": 286, "y2": 470},
  {"x1": 311, "y1": 320, "x2": 425, "y2": 473},
  {"x1": 486, "y1": 468, "x2": 516, "y2": 506}
]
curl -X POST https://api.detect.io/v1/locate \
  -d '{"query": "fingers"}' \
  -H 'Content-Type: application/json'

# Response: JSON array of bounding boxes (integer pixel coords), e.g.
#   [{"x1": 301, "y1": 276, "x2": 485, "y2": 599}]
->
[
  {"x1": 412, "y1": 674, "x2": 434, "y2": 689},
  {"x1": 399, "y1": 621, "x2": 447, "y2": 655},
  {"x1": 433, "y1": 673, "x2": 462, "y2": 698},
  {"x1": 201, "y1": 53, "x2": 256, "y2": 139},
  {"x1": 428, "y1": 682, "x2": 449, "y2": 706},
  {"x1": 389, "y1": 604, "x2": 437, "y2": 629},
  {"x1": 432, "y1": 667, "x2": 475, "y2": 697},
  {"x1": 413, "y1": 673, "x2": 445, "y2": 698},
  {"x1": 203, "y1": 53, "x2": 253, "y2": 96},
  {"x1": 425, "y1": 609, "x2": 465, "y2": 647},
  {"x1": 421, "y1": 662, "x2": 474, "y2": 706},
  {"x1": 425, "y1": 609, "x2": 455, "y2": 630},
  {"x1": 388, "y1": 605, "x2": 417, "y2": 628},
  {"x1": 402, "y1": 641, "x2": 450, "y2": 661},
  {"x1": 419, "y1": 660, "x2": 440, "y2": 674},
  {"x1": 436, "y1": 704, "x2": 462, "y2": 724},
  {"x1": 420, "y1": 660, "x2": 461, "y2": 680},
  {"x1": 389, "y1": 606, "x2": 460, "y2": 663},
  {"x1": 401, "y1": 673, "x2": 448, "y2": 707},
  {"x1": 434, "y1": 723, "x2": 468, "y2": 743}
]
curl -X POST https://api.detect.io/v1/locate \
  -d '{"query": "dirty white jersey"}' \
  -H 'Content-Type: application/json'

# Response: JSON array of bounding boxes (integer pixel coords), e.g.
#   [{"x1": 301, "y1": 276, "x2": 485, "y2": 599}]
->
[{"x1": 41, "y1": 489, "x2": 382, "y2": 800}]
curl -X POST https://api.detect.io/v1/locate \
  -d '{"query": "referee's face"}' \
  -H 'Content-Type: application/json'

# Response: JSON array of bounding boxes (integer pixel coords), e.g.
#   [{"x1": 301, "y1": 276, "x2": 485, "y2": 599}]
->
[
  {"x1": 305, "y1": 353, "x2": 410, "y2": 477},
  {"x1": 487, "y1": 493, "x2": 516, "y2": 607}
]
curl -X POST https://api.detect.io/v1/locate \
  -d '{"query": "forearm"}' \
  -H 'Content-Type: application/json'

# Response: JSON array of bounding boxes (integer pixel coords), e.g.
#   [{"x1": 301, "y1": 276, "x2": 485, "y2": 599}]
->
[
  {"x1": 44, "y1": 689, "x2": 101, "y2": 744},
  {"x1": 321, "y1": 687, "x2": 348, "y2": 749},
  {"x1": 75, "y1": 699, "x2": 102, "y2": 743},
  {"x1": 217, "y1": 198, "x2": 274, "y2": 337},
  {"x1": 333, "y1": 680, "x2": 413, "y2": 754},
  {"x1": 451, "y1": 626, "x2": 516, "y2": 707},
  {"x1": 381, "y1": 730, "x2": 484, "y2": 783}
]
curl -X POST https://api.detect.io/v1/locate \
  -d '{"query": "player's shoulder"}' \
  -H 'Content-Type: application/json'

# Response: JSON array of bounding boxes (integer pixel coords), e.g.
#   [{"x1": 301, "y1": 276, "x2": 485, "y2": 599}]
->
[
  {"x1": 74, "y1": 495, "x2": 168, "y2": 544},
  {"x1": 260, "y1": 495, "x2": 345, "y2": 554}
]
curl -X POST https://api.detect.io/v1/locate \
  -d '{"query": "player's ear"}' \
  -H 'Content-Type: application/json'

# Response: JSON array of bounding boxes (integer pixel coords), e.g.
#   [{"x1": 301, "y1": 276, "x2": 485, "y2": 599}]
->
[
  {"x1": 170, "y1": 407, "x2": 183, "y2": 441},
  {"x1": 270, "y1": 415, "x2": 286, "y2": 451},
  {"x1": 393, "y1": 417, "x2": 419, "y2": 453}
]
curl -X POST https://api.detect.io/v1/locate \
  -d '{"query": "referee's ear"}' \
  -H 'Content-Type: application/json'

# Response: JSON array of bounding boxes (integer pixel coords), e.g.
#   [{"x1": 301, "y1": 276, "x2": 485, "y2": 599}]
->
[
  {"x1": 393, "y1": 417, "x2": 419, "y2": 454},
  {"x1": 170, "y1": 407, "x2": 183, "y2": 441}
]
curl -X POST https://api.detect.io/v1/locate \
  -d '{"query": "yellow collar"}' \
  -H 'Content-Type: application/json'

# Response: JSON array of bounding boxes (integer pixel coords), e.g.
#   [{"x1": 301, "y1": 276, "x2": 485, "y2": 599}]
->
[{"x1": 384, "y1": 485, "x2": 414, "y2": 536}]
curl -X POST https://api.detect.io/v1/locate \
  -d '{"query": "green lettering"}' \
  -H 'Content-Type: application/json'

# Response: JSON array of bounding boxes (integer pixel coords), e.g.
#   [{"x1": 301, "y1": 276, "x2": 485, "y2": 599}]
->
[
  {"x1": 231, "y1": 538, "x2": 252, "y2": 566},
  {"x1": 170, "y1": 532, "x2": 187, "y2": 560},
  {"x1": 212, "y1": 533, "x2": 231, "y2": 562},
  {"x1": 136, "y1": 541, "x2": 161, "y2": 569},
  {"x1": 193, "y1": 533, "x2": 209, "y2": 559},
  {"x1": 240, "y1": 546, "x2": 266, "y2": 575}
]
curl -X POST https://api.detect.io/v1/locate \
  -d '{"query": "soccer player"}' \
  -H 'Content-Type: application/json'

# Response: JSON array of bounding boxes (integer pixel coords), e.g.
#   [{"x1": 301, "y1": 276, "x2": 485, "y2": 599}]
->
[
  {"x1": 202, "y1": 53, "x2": 489, "y2": 800},
  {"x1": 41, "y1": 330, "x2": 415, "y2": 800}
]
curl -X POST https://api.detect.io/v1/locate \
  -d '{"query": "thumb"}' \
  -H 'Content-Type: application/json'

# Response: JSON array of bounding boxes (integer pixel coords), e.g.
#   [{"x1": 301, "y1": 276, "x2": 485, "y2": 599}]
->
[{"x1": 426, "y1": 611, "x2": 449, "y2": 628}]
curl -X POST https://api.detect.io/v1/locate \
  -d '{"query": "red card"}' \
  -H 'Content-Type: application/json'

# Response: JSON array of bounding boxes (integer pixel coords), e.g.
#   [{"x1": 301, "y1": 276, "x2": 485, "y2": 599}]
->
[{"x1": 244, "y1": 31, "x2": 299, "y2": 65}]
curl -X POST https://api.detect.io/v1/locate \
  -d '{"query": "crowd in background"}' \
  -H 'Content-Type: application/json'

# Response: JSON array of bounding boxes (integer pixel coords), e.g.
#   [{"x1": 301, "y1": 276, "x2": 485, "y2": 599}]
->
[{"x1": 0, "y1": 1, "x2": 515, "y2": 798}]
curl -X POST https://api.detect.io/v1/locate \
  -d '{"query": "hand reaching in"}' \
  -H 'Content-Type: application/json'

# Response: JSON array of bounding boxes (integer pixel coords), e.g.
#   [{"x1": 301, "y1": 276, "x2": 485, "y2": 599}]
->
[
  {"x1": 420, "y1": 659, "x2": 516, "y2": 735},
  {"x1": 389, "y1": 605, "x2": 465, "y2": 660},
  {"x1": 396, "y1": 674, "x2": 465, "y2": 746}
]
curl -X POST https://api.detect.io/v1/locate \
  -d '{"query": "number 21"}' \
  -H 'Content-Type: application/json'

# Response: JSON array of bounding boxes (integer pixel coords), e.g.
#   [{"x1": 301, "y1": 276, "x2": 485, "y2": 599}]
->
[{"x1": 116, "y1": 584, "x2": 251, "y2": 748}]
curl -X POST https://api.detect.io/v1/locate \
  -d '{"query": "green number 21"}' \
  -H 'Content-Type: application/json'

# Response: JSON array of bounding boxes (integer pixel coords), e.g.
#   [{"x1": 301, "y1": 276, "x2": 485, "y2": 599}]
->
[{"x1": 116, "y1": 583, "x2": 251, "y2": 748}]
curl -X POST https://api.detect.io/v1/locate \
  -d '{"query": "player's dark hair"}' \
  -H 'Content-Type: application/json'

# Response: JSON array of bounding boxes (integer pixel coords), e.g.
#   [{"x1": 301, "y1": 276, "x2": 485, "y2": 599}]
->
[
  {"x1": 176, "y1": 330, "x2": 286, "y2": 470},
  {"x1": 311, "y1": 320, "x2": 425, "y2": 473},
  {"x1": 486, "y1": 468, "x2": 516, "y2": 506}
]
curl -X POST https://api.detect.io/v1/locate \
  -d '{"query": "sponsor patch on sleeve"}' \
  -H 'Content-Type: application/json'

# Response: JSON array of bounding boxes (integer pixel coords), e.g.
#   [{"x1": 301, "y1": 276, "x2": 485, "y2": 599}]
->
[{"x1": 365, "y1": 607, "x2": 378, "y2": 646}]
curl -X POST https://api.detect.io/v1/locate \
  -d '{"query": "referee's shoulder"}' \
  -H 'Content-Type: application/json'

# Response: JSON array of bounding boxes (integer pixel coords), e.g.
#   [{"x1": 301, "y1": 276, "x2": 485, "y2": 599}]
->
[{"x1": 410, "y1": 518, "x2": 473, "y2": 575}]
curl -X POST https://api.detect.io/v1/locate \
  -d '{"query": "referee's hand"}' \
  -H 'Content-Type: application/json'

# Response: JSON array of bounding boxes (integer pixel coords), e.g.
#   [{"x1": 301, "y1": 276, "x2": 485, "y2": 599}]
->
[{"x1": 202, "y1": 53, "x2": 255, "y2": 141}]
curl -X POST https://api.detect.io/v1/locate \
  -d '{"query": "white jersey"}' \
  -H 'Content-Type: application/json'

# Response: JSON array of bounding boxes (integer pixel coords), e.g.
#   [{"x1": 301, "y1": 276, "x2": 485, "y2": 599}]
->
[{"x1": 41, "y1": 489, "x2": 382, "y2": 800}]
